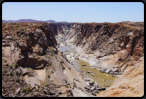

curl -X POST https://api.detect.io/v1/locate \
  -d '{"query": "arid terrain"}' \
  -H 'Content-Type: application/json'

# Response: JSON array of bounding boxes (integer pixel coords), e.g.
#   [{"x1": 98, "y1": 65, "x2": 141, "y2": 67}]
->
[{"x1": 2, "y1": 21, "x2": 144, "y2": 97}]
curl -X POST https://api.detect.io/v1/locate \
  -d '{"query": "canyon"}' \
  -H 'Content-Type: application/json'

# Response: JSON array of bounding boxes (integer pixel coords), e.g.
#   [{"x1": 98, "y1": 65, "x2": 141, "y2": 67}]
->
[{"x1": 2, "y1": 21, "x2": 144, "y2": 97}]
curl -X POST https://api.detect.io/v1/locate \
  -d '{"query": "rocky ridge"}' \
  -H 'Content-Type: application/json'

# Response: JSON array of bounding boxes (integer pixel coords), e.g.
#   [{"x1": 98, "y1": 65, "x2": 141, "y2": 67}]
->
[
  {"x1": 63, "y1": 22, "x2": 144, "y2": 97},
  {"x1": 2, "y1": 22, "x2": 96, "y2": 97}
]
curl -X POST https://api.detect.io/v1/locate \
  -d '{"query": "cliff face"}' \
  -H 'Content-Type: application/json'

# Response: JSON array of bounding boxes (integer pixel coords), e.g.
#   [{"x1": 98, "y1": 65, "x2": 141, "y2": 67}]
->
[
  {"x1": 2, "y1": 22, "x2": 90, "y2": 97},
  {"x1": 2, "y1": 21, "x2": 144, "y2": 97},
  {"x1": 66, "y1": 22, "x2": 144, "y2": 71},
  {"x1": 65, "y1": 22, "x2": 144, "y2": 97},
  {"x1": 66, "y1": 22, "x2": 144, "y2": 61},
  {"x1": 48, "y1": 23, "x2": 71, "y2": 35},
  {"x1": 98, "y1": 57, "x2": 144, "y2": 97}
]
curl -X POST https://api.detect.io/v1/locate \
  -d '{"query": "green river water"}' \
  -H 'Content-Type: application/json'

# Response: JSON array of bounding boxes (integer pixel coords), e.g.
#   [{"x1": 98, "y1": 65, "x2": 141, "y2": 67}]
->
[{"x1": 59, "y1": 45, "x2": 117, "y2": 87}]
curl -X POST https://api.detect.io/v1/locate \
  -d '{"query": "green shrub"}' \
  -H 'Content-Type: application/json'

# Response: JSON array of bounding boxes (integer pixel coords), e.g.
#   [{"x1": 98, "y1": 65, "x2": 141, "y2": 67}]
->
[
  {"x1": 4, "y1": 60, "x2": 7, "y2": 63},
  {"x1": 4, "y1": 70, "x2": 7, "y2": 73},
  {"x1": 16, "y1": 71, "x2": 19, "y2": 75},
  {"x1": 63, "y1": 79, "x2": 67, "y2": 83},
  {"x1": 48, "y1": 75, "x2": 50, "y2": 78},
  {"x1": 10, "y1": 72, "x2": 13, "y2": 76},
  {"x1": 12, "y1": 88, "x2": 15, "y2": 91},
  {"x1": 23, "y1": 88, "x2": 32, "y2": 93},
  {"x1": 38, "y1": 85, "x2": 40, "y2": 88},
  {"x1": 16, "y1": 79, "x2": 20, "y2": 82},
  {"x1": 2, "y1": 91, "x2": 6, "y2": 94},
  {"x1": 45, "y1": 84, "x2": 48, "y2": 87},
  {"x1": 50, "y1": 62, "x2": 52, "y2": 65},
  {"x1": 130, "y1": 87, "x2": 135, "y2": 91},
  {"x1": 9, "y1": 65, "x2": 13, "y2": 69},
  {"x1": 27, "y1": 88, "x2": 32, "y2": 92},
  {"x1": 23, "y1": 88, "x2": 28, "y2": 92},
  {"x1": 16, "y1": 25, "x2": 19, "y2": 29},
  {"x1": 15, "y1": 64, "x2": 19, "y2": 68},
  {"x1": 52, "y1": 71, "x2": 54, "y2": 73},
  {"x1": 48, "y1": 56, "x2": 50, "y2": 59},
  {"x1": 60, "y1": 61, "x2": 63, "y2": 64},
  {"x1": 66, "y1": 85, "x2": 69, "y2": 88},
  {"x1": 37, "y1": 89, "x2": 39, "y2": 92}
]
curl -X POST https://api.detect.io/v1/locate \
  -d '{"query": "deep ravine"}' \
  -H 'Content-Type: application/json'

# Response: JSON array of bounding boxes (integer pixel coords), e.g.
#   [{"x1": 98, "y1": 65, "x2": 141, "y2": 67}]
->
[{"x1": 2, "y1": 22, "x2": 144, "y2": 97}]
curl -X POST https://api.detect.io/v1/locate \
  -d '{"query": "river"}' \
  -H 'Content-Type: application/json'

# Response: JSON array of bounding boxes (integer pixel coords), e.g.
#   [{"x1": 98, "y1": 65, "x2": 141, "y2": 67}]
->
[{"x1": 58, "y1": 43, "x2": 117, "y2": 87}]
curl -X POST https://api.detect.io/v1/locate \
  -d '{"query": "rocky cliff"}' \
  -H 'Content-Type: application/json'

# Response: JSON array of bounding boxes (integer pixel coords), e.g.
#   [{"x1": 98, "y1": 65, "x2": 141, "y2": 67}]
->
[
  {"x1": 65, "y1": 22, "x2": 144, "y2": 97},
  {"x1": 48, "y1": 23, "x2": 71, "y2": 35},
  {"x1": 2, "y1": 21, "x2": 144, "y2": 97},
  {"x1": 2, "y1": 22, "x2": 92, "y2": 97},
  {"x1": 65, "y1": 22, "x2": 144, "y2": 73}
]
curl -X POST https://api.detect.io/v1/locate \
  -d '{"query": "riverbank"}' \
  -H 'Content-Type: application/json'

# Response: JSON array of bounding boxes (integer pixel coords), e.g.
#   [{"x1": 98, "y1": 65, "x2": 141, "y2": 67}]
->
[{"x1": 56, "y1": 34, "x2": 118, "y2": 92}]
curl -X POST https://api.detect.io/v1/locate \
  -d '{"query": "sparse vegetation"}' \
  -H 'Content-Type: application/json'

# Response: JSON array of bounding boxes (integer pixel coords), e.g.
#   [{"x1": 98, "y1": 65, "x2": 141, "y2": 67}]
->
[
  {"x1": 48, "y1": 75, "x2": 50, "y2": 78},
  {"x1": 16, "y1": 79, "x2": 20, "y2": 82},
  {"x1": 12, "y1": 88, "x2": 15, "y2": 92},
  {"x1": 2, "y1": 91, "x2": 6, "y2": 94},
  {"x1": 66, "y1": 85, "x2": 69, "y2": 88},
  {"x1": 9, "y1": 65, "x2": 13, "y2": 69},
  {"x1": 130, "y1": 87, "x2": 135, "y2": 91},
  {"x1": 27, "y1": 88, "x2": 32, "y2": 92},
  {"x1": 45, "y1": 84, "x2": 48, "y2": 87},
  {"x1": 15, "y1": 63, "x2": 19, "y2": 68},
  {"x1": 52, "y1": 71, "x2": 54, "y2": 73},
  {"x1": 23, "y1": 87, "x2": 32, "y2": 93},
  {"x1": 16, "y1": 25, "x2": 19, "y2": 29},
  {"x1": 4, "y1": 70, "x2": 7, "y2": 73},
  {"x1": 60, "y1": 61, "x2": 63, "y2": 64},
  {"x1": 63, "y1": 79, "x2": 67, "y2": 83},
  {"x1": 50, "y1": 62, "x2": 52, "y2": 65},
  {"x1": 10, "y1": 72, "x2": 13, "y2": 76},
  {"x1": 16, "y1": 71, "x2": 19, "y2": 75},
  {"x1": 4, "y1": 60, "x2": 7, "y2": 63}
]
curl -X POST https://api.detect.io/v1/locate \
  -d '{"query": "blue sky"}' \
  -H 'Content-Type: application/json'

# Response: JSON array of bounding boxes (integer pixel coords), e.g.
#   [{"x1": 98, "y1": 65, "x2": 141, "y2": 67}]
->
[{"x1": 2, "y1": 2, "x2": 144, "y2": 23}]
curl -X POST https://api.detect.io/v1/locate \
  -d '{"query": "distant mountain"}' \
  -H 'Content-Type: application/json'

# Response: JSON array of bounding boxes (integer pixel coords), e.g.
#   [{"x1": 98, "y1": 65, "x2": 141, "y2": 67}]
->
[
  {"x1": 2, "y1": 19, "x2": 69, "y2": 23},
  {"x1": 46, "y1": 20, "x2": 56, "y2": 23}
]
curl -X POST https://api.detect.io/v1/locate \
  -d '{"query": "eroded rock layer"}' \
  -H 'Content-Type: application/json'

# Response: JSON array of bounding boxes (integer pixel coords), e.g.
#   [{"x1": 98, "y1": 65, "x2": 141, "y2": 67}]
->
[
  {"x1": 64, "y1": 22, "x2": 144, "y2": 97},
  {"x1": 2, "y1": 22, "x2": 93, "y2": 97}
]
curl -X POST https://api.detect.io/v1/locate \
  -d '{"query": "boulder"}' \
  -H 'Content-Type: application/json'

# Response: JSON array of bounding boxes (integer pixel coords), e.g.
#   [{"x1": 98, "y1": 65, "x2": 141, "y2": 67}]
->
[
  {"x1": 90, "y1": 85, "x2": 96, "y2": 91},
  {"x1": 6, "y1": 36, "x2": 12, "y2": 40},
  {"x1": 48, "y1": 90, "x2": 56, "y2": 95},
  {"x1": 15, "y1": 88, "x2": 21, "y2": 95},
  {"x1": 97, "y1": 87, "x2": 106, "y2": 91},
  {"x1": 94, "y1": 82, "x2": 99, "y2": 87},
  {"x1": 20, "y1": 67, "x2": 30, "y2": 76},
  {"x1": 89, "y1": 82, "x2": 94, "y2": 86}
]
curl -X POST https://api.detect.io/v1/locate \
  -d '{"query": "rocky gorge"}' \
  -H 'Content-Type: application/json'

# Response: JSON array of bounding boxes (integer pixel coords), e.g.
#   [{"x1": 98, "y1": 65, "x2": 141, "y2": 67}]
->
[{"x1": 2, "y1": 21, "x2": 144, "y2": 97}]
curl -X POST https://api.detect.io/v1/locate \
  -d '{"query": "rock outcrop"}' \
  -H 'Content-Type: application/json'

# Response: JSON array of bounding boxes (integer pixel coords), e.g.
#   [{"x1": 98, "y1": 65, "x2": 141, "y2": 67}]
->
[
  {"x1": 2, "y1": 22, "x2": 93, "y2": 97},
  {"x1": 65, "y1": 22, "x2": 144, "y2": 74},
  {"x1": 64, "y1": 22, "x2": 144, "y2": 97}
]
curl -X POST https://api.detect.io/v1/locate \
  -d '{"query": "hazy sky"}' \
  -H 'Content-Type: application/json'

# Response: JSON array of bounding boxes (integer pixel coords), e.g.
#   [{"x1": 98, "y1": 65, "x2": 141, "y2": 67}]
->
[{"x1": 2, "y1": 2, "x2": 144, "y2": 23}]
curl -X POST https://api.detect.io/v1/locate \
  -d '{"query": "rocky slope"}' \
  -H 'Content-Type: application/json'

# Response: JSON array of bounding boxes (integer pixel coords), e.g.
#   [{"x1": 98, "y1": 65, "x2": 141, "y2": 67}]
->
[
  {"x1": 2, "y1": 21, "x2": 144, "y2": 97},
  {"x1": 64, "y1": 22, "x2": 144, "y2": 97},
  {"x1": 2, "y1": 22, "x2": 95, "y2": 97},
  {"x1": 47, "y1": 23, "x2": 71, "y2": 35}
]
